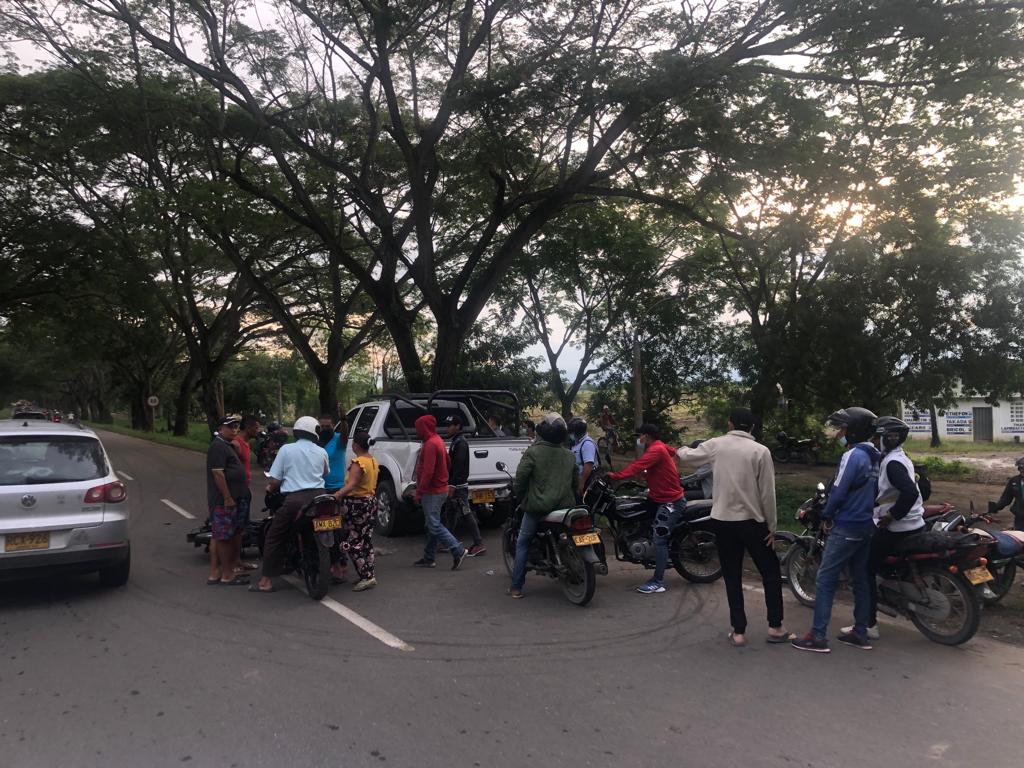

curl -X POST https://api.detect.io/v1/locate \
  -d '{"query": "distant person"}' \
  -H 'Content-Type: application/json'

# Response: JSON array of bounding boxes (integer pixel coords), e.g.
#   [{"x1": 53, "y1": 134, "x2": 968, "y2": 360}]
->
[
  {"x1": 206, "y1": 416, "x2": 249, "y2": 586},
  {"x1": 523, "y1": 419, "x2": 537, "y2": 443},
  {"x1": 993, "y1": 456, "x2": 1024, "y2": 531},
  {"x1": 330, "y1": 430, "x2": 379, "y2": 592},
  {"x1": 251, "y1": 417, "x2": 330, "y2": 594},
  {"x1": 508, "y1": 414, "x2": 577, "y2": 598},
  {"x1": 599, "y1": 405, "x2": 618, "y2": 443},
  {"x1": 676, "y1": 408, "x2": 792, "y2": 646},
  {"x1": 445, "y1": 415, "x2": 486, "y2": 557},
  {"x1": 792, "y1": 407, "x2": 880, "y2": 653},
  {"x1": 413, "y1": 414, "x2": 468, "y2": 570},
  {"x1": 319, "y1": 415, "x2": 350, "y2": 583},
  {"x1": 488, "y1": 415, "x2": 506, "y2": 437},
  {"x1": 606, "y1": 424, "x2": 685, "y2": 595}
]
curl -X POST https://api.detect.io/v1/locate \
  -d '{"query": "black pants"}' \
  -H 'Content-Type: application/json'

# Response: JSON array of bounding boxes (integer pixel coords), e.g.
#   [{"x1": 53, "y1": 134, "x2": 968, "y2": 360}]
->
[
  {"x1": 868, "y1": 525, "x2": 925, "y2": 626},
  {"x1": 715, "y1": 519, "x2": 784, "y2": 635},
  {"x1": 260, "y1": 489, "x2": 320, "y2": 578}
]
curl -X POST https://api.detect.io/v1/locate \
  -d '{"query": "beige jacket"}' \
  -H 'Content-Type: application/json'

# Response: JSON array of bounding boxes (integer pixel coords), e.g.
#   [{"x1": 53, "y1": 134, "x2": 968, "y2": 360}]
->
[{"x1": 676, "y1": 431, "x2": 777, "y2": 531}]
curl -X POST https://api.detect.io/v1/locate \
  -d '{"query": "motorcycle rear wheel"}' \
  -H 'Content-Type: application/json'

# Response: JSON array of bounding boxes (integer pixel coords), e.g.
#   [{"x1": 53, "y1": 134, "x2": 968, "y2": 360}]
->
[
  {"x1": 670, "y1": 530, "x2": 722, "y2": 583},
  {"x1": 786, "y1": 543, "x2": 818, "y2": 607},
  {"x1": 980, "y1": 561, "x2": 1016, "y2": 606},
  {"x1": 558, "y1": 544, "x2": 596, "y2": 606},
  {"x1": 302, "y1": 536, "x2": 331, "y2": 601},
  {"x1": 803, "y1": 450, "x2": 818, "y2": 466},
  {"x1": 908, "y1": 567, "x2": 980, "y2": 646}
]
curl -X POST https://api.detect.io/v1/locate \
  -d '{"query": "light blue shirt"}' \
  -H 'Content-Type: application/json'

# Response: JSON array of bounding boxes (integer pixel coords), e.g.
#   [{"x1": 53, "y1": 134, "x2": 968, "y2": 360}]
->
[
  {"x1": 573, "y1": 435, "x2": 599, "y2": 471},
  {"x1": 269, "y1": 439, "x2": 330, "y2": 493}
]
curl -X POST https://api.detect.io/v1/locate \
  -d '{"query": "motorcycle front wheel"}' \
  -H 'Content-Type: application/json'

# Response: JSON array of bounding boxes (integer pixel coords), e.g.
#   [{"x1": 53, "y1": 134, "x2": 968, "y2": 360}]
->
[
  {"x1": 908, "y1": 567, "x2": 981, "y2": 646},
  {"x1": 670, "y1": 529, "x2": 722, "y2": 583},
  {"x1": 502, "y1": 520, "x2": 518, "y2": 579},
  {"x1": 786, "y1": 543, "x2": 819, "y2": 607},
  {"x1": 771, "y1": 447, "x2": 790, "y2": 464},
  {"x1": 558, "y1": 544, "x2": 596, "y2": 606},
  {"x1": 980, "y1": 560, "x2": 1016, "y2": 606},
  {"x1": 301, "y1": 535, "x2": 331, "y2": 601}
]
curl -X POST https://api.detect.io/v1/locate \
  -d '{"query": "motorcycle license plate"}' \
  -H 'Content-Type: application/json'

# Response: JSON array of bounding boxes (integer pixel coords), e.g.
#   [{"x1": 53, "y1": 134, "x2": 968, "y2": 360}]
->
[
  {"x1": 965, "y1": 566, "x2": 994, "y2": 585},
  {"x1": 5, "y1": 531, "x2": 49, "y2": 552},
  {"x1": 470, "y1": 489, "x2": 496, "y2": 504},
  {"x1": 312, "y1": 516, "x2": 343, "y2": 532},
  {"x1": 572, "y1": 532, "x2": 601, "y2": 546}
]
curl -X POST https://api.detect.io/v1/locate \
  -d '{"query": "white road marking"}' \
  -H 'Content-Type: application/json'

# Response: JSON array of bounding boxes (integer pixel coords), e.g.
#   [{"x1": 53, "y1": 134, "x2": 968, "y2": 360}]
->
[
  {"x1": 161, "y1": 498, "x2": 196, "y2": 520},
  {"x1": 282, "y1": 575, "x2": 414, "y2": 652},
  {"x1": 117, "y1": 471, "x2": 135, "y2": 481}
]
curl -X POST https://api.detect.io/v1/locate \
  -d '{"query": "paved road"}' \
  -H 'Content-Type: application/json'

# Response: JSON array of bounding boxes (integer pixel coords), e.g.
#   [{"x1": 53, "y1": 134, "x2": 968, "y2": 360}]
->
[{"x1": 1, "y1": 431, "x2": 1021, "y2": 768}]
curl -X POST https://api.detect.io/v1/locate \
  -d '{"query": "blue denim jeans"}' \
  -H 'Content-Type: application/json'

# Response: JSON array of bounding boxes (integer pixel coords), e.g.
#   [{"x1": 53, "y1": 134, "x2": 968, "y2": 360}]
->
[
  {"x1": 812, "y1": 525, "x2": 873, "y2": 639},
  {"x1": 422, "y1": 492, "x2": 463, "y2": 561},
  {"x1": 652, "y1": 498, "x2": 687, "y2": 584},
  {"x1": 510, "y1": 513, "x2": 541, "y2": 590}
]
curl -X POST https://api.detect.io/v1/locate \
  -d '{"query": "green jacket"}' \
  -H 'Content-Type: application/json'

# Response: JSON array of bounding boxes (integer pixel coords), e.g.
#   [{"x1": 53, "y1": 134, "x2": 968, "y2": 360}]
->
[{"x1": 515, "y1": 440, "x2": 578, "y2": 518}]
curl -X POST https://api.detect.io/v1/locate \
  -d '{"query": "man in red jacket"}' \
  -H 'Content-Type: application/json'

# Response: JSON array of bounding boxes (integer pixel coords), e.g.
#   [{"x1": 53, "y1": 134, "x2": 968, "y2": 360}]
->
[
  {"x1": 607, "y1": 423, "x2": 686, "y2": 594},
  {"x1": 413, "y1": 414, "x2": 468, "y2": 570}
]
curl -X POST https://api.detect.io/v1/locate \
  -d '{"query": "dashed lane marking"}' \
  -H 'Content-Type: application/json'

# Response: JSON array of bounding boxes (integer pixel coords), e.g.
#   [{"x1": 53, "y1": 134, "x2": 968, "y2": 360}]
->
[
  {"x1": 282, "y1": 575, "x2": 414, "y2": 652},
  {"x1": 161, "y1": 498, "x2": 196, "y2": 520},
  {"x1": 117, "y1": 471, "x2": 135, "y2": 481}
]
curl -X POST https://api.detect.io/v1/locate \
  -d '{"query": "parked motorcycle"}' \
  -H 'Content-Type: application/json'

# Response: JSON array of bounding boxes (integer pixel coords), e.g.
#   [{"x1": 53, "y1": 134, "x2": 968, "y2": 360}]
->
[
  {"x1": 787, "y1": 483, "x2": 990, "y2": 645},
  {"x1": 583, "y1": 476, "x2": 722, "y2": 583},
  {"x1": 186, "y1": 514, "x2": 265, "y2": 554},
  {"x1": 497, "y1": 462, "x2": 604, "y2": 606},
  {"x1": 257, "y1": 491, "x2": 343, "y2": 600},
  {"x1": 772, "y1": 432, "x2": 819, "y2": 465},
  {"x1": 254, "y1": 423, "x2": 289, "y2": 470}
]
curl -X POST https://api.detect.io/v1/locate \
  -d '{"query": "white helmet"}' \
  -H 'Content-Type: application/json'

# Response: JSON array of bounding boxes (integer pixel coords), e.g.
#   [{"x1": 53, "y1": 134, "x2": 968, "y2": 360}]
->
[{"x1": 293, "y1": 416, "x2": 318, "y2": 437}]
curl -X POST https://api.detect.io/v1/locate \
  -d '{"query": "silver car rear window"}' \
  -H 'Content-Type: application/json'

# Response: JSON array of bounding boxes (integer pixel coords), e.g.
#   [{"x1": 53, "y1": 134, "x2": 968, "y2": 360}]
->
[{"x1": 0, "y1": 436, "x2": 108, "y2": 485}]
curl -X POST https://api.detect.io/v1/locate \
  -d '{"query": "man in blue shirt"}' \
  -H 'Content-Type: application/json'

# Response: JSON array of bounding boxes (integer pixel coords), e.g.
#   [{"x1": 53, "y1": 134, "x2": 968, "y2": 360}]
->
[
  {"x1": 793, "y1": 407, "x2": 880, "y2": 653},
  {"x1": 569, "y1": 418, "x2": 600, "y2": 500},
  {"x1": 318, "y1": 414, "x2": 350, "y2": 583},
  {"x1": 250, "y1": 416, "x2": 330, "y2": 594}
]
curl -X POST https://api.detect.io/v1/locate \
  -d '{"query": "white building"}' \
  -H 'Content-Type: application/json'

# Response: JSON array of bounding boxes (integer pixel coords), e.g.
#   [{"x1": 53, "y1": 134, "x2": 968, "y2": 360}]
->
[{"x1": 901, "y1": 398, "x2": 1024, "y2": 442}]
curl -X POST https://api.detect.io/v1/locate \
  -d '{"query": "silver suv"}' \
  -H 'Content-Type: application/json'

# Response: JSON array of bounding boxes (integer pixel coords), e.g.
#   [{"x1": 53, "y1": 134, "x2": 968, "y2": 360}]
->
[{"x1": 0, "y1": 420, "x2": 130, "y2": 586}]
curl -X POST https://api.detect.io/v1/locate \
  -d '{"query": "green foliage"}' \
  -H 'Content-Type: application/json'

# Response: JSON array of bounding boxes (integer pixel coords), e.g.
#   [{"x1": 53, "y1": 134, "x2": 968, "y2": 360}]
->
[{"x1": 915, "y1": 455, "x2": 972, "y2": 479}]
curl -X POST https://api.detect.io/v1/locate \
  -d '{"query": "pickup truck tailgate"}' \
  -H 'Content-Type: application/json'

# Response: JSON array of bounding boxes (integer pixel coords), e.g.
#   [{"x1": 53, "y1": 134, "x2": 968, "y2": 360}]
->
[{"x1": 465, "y1": 438, "x2": 532, "y2": 488}]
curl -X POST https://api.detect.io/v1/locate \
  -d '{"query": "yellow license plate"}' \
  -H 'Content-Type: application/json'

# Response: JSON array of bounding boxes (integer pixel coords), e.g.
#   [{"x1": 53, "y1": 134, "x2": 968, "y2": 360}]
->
[
  {"x1": 572, "y1": 532, "x2": 601, "y2": 546},
  {"x1": 470, "y1": 489, "x2": 496, "y2": 504},
  {"x1": 965, "y1": 566, "x2": 993, "y2": 585},
  {"x1": 312, "y1": 517, "x2": 343, "y2": 532},
  {"x1": 5, "y1": 532, "x2": 50, "y2": 552}
]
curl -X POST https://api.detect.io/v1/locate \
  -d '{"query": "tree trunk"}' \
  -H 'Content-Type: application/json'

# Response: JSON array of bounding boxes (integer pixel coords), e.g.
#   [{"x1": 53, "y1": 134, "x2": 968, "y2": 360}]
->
[
  {"x1": 430, "y1": 322, "x2": 465, "y2": 391},
  {"x1": 201, "y1": 377, "x2": 223, "y2": 434},
  {"x1": 929, "y1": 403, "x2": 942, "y2": 447},
  {"x1": 380, "y1": 308, "x2": 427, "y2": 391},
  {"x1": 173, "y1": 365, "x2": 201, "y2": 436},
  {"x1": 316, "y1": 361, "x2": 342, "y2": 419}
]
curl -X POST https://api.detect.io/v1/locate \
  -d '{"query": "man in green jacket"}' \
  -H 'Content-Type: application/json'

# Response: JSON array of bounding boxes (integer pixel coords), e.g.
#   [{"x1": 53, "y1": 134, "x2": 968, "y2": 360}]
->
[{"x1": 508, "y1": 413, "x2": 578, "y2": 598}]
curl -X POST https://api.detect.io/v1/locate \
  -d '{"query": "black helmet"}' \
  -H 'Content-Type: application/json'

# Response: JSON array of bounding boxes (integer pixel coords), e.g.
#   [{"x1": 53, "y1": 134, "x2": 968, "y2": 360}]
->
[
  {"x1": 827, "y1": 407, "x2": 877, "y2": 444},
  {"x1": 568, "y1": 417, "x2": 587, "y2": 438},
  {"x1": 875, "y1": 416, "x2": 910, "y2": 451},
  {"x1": 1015, "y1": 456, "x2": 1024, "y2": 470},
  {"x1": 536, "y1": 413, "x2": 568, "y2": 444}
]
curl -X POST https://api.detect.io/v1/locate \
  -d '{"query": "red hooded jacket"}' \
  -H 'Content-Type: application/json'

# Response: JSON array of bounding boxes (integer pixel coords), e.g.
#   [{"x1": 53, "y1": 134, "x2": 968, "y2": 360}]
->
[{"x1": 415, "y1": 414, "x2": 449, "y2": 496}]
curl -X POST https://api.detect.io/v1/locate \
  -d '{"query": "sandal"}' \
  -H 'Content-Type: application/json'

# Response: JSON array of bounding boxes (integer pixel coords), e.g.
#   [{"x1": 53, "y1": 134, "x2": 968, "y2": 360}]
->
[
  {"x1": 234, "y1": 562, "x2": 259, "y2": 572},
  {"x1": 206, "y1": 577, "x2": 221, "y2": 586},
  {"x1": 247, "y1": 583, "x2": 277, "y2": 594},
  {"x1": 218, "y1": 575, "x2": 250, "y2": 586},
  {"x1": 728, "y1": 632, "x2": 746, "y2": 647},
  {"x1": 766, "y1": 632, "x2": 798, "y2": 644}
]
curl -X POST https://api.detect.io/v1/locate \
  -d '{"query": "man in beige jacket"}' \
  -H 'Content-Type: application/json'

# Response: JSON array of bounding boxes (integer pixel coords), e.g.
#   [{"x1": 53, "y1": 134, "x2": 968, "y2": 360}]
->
[{"x1": 676, "y1": 408, "x2": 793, "y2": 647}]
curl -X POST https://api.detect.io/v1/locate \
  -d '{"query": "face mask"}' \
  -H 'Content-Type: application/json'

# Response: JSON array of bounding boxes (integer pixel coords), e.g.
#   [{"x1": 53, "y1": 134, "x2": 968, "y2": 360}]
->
[{"x1": 838, "y1": 436, "x2": 848, "y2": 447}]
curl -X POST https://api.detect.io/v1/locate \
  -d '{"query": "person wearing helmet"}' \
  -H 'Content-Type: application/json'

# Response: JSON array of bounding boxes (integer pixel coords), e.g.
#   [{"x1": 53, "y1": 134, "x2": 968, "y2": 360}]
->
[
  {"x1": 839, "y1": 416, "x2": 926, "y2": 640},
  {"x1": 508, "y1": 414, "x2": 578, "y2": 597},
  {"x1": 793, "y1": 407, "x2": 881, "y2": 653},
  {"x1": 250, "y1": 416, "x2": 331, "y2": 594},
  {"x1": 993, "y1": 456, "x2": 1024, "y2": 531},
  {"x1": 607, "y1": 423, "x2": 686, "y2": 594},
  {"x1": 569, "y1": 418, "x2": 600, "y2": 500}
]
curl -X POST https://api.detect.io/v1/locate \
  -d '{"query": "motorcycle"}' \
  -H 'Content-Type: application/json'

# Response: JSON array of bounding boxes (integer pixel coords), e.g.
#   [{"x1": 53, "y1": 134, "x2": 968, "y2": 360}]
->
[
  {"x1": 186, "y1": 514, "x2": 265, "y2": 554},
  {"x1": 772, "y1": 432, "x2": 819, "y2": 465},
  {"x1": 927, "y1": 502, "x2": 1023, "y2": 606},
  {"x1": 254, "y1": 423, "x2": 289, "y2": 470},
  {"x1": 583, "y1": 476, "x2": 722, "y2": 583},
  {"x1": 787, "y1": 483, "x2": 990, "y2": 645},
  {"x1": 257, "y1": 491, "x2": 343, "y2": 600},
  {"x1": 497, "y1": 461, "x2": 604, "y2": 606}
]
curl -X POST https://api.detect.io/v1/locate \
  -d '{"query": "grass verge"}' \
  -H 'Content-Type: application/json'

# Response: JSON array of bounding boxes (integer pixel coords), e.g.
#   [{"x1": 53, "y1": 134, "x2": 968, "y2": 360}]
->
[{"x1": 83, "y1": 415, "x2": 210, "y2": 454}]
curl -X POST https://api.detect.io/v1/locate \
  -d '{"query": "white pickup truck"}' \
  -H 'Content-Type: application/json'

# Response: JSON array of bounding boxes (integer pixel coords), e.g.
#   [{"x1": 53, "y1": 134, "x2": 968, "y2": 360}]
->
[{"x1": 343, "y1": 390, "x2": 532, "y2": 536}]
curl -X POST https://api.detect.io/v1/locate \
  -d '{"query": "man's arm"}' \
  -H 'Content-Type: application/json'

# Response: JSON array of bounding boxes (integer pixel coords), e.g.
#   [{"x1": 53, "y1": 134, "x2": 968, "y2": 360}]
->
[
  {"x1": 210, "y1": 468, "x2": 234, "y2": 507},
  {"x1": 607, "y1": 447, "x2": 660, "y2": 481},
  {"x1": 885, "y1": 462, "x2": 919, "y2": 520},
  {"x1": 994, "y1": 479, "x2": 1015, "y2": 511},
  {"x1": 675, "y1": 441, "x2": 715, "y2": 468},
  {"x1": 758, "y1": 451, "x2": 777, "y2": 532},
  {"x1": 514, "y1": 449, "x2": 535, "y2": 500},
  {"x1": 822, "y1": 451, "x2": 861, "y2": 520}
]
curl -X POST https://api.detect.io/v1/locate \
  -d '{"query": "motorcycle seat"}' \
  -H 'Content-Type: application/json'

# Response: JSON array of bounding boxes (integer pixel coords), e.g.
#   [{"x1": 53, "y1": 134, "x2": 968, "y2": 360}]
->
[
  {"x1": 684, "y1": 500, "x2": 712, "y2": 518},
  {"x1": 540, "y1": 507, "x2": 589, "y2": 525}
]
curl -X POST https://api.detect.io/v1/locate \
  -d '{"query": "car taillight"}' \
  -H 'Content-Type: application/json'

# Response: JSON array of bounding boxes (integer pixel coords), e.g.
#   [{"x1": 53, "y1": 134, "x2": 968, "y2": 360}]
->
[
  {"x1": 570, "y1": 515, "x2": 593, "y2": 531},
  {"x1": 85, "y1": 481, "x2": 127, "y2": 504}
]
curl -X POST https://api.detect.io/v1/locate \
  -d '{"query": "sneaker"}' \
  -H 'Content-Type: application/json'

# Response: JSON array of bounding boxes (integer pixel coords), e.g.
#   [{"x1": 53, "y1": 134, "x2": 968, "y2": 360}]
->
[
  {"x1": 452, "y1": 548, "x2": 467, "y2": 571},
  {"x1": 352, "y1": 577, "x2": 377, "y2": 592},
  {"x1": 837, "y1": 630, "x2": 873, "y2": 650},
  {"x1": 791, "y1": 632, "x2": 831, "y2": 653},
  {"x1": 841, "y1": 624, "x2": 880, "y2": 640},
  {"x1": 413, "y1": 558, "x2": 436, "y2": 568},
  {"x1": 506, "y1": 587, "x2": 524, "y2": 599},
  {"x1": 467, "y1": 543, "x2": 487, "y2": 557},
  {"x1": 636, "y1": 581, "x2": 666, "y2": 594}
]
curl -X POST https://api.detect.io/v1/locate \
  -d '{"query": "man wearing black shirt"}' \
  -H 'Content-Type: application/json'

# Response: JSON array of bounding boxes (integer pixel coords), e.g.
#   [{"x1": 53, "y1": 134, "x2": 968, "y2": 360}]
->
[
  {"x1": 445, "y1": 415, "x2": 486, "y2": 556},
  {"x1": 206, "y1": 416, "x2": 250, "y2": 585}
]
